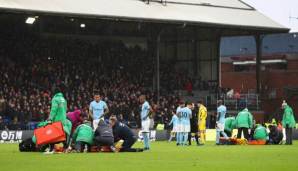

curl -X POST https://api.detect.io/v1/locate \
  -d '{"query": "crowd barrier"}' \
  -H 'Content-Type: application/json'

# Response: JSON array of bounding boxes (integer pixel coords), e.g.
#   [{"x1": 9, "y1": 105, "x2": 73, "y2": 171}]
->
[{"x1": 1, "y1": 129, "x2": 298, "y2": 143}]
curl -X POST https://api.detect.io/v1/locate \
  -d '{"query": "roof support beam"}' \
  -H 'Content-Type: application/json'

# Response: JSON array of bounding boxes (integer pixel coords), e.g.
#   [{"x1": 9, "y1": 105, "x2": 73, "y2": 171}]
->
[{"x1": 255, "y1": 34, "x2": 264, "y2": 94}]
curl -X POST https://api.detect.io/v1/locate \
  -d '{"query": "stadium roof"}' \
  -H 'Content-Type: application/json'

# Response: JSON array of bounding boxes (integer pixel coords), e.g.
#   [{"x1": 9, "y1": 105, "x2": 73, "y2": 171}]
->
[{"x1": 0, "y1": 0, "x2": 289, "y2": 32}]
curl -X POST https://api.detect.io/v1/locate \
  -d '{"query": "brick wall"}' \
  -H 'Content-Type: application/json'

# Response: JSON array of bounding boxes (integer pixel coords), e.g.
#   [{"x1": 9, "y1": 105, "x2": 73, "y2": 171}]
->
[{"x1": 221, "y1": 59, "x2": 298, "y2": 120}]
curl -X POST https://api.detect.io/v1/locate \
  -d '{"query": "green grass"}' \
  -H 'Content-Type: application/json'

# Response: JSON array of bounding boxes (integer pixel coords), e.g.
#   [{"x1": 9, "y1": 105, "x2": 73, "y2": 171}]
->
[{"x1": 0, "y1": 141, "x2": 298, "y2": 171}]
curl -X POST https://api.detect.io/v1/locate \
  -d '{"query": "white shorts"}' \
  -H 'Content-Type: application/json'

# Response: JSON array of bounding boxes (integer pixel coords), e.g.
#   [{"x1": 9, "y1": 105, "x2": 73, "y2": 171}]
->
[
  {"x1": 177, "y1": 124, "x2": 190, "y2": 133},
  {"x1": 93, "y1": 118, "x2": 104, "y2": 131},
  {"x1": 141, "y1": 119, "x2": 150, "y2": 133},
  {"x1": 172, "y1": 125, "x2": 178, "y2": 133},
  {"x1": 216, "y1": 122, "x2": 225, "y2": 132}
]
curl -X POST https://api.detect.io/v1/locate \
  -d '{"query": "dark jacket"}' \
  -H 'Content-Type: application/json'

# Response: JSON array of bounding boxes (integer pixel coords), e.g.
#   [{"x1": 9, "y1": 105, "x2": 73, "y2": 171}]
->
[
  {"x1": 112, "y1": 121, "x2": 135, "y2": 142},
  {"x1": 269, "y1": 125, "x2": 283, "y2": 144},
  {"x1": 94, "y1": 120, "x2": 114, "y2": 138},
  {"x1": 190, "y1": 108, "x2": 198, "y2": 132}
]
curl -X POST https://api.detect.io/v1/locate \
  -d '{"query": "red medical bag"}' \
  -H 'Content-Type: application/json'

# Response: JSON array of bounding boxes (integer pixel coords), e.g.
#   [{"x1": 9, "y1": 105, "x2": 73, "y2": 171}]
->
[{"x1": 34, "y1": 122, "x2": 66, "y2": 146}]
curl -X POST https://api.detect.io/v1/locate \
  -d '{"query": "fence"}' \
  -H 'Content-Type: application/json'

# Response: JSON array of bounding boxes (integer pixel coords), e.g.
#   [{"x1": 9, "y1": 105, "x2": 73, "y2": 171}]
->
[{"x1": 205, "y1": 93, "x2": 260, "y2": 111}]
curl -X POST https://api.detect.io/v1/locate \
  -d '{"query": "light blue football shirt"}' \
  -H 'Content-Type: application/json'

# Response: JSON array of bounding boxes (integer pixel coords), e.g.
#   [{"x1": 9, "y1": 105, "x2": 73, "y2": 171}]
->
[
  {"x1": 169, "y1": 115, "x2": 179, "y2": 127},
  {"x1": 89, "y1": 100, "x2": 107, "y2": 120},
  {"x1": 141, "y1": 101, "x2": 151, "y2": 120},
  {"x1": 217, "y1": 105, "x2": 227, "y2": 124},
  {"x1": 178, "y1": 107, "x2": 192, "y2": 126}
]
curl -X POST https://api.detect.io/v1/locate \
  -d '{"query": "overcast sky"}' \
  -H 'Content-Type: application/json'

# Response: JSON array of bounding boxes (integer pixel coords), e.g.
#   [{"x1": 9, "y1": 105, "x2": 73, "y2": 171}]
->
[{"x1": 244, "y1": 0, "x2": 298, "y2": 32}]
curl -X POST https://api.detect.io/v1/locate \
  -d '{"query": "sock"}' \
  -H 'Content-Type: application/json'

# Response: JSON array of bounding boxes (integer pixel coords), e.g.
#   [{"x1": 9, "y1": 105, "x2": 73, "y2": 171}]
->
[
  {"x1": 188, "y1": 133, "x2": 192, "y2": 145},
  {"x1": 142, "y1": 132, "x2": 150, "y2": 149},
  {"x1": 178, "y1": 132, "x2": 183, "y2": 145},
  {"x1": 168, "y1": 133, "x2": 175, "y2": 142},
  {"x1": 175, "y1": 133, "x2": 178, "y2": 144},
  {"x1": 200, "y1": 132, "x2": 206, "y2": 144},
  {"x1": 216, "y1": 131, "x2": 220, "y2": 144},
  {"x1": 195, "y1": 134, "x2": 199, "y2": 145},
  {"x1": 168, "y1": 135, "x2": 173, "y2": 142},
  {"x1": 221, "y1": 131, "x2": 228, "y2": 139},
  {"x1": 183, "y1": 133, "x2": 188, "y2": 145}
]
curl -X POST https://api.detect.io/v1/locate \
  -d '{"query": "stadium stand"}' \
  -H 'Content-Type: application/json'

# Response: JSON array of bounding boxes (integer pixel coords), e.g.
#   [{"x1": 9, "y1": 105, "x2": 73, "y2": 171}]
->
[{"x1": 0, "y1": 32, "x2": 187, "y2": 130}]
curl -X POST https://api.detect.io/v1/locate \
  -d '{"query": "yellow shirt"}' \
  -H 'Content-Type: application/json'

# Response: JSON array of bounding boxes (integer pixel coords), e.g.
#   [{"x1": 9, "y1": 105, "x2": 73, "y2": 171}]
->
[
  {"x1": 198, "y1": 105, "x2": 207, "y2": 121},
  {"x1": 198, "y1": 105, "x2": 207, "y2": 130}
]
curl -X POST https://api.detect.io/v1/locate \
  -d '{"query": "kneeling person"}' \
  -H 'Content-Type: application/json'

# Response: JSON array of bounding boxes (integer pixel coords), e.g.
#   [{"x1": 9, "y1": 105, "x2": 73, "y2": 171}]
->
[
  {"x1": 94, "y1": 120, "x2": 115, "y2": 151},
  {"x1": 72, "y1": 120, "x2": 94, "y2": 152},
  {"x1": 224, "y1": 117, "x2": 236, "y2": 138},
  {"x1": 268, "y1": 125, "x2": 283, "y2": 144},
  {"x1": 248, "y1": 124, "x2": 268, "y2": 145},
  {"x1": 109, "y1": 116, "x2": 143, "y2": 152}
]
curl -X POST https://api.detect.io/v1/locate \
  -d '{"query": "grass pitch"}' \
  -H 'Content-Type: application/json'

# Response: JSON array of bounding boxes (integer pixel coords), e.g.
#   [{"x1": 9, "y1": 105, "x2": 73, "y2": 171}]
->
[{"x1": 0, "y1": 141, "x2": 298, "y2": 171}]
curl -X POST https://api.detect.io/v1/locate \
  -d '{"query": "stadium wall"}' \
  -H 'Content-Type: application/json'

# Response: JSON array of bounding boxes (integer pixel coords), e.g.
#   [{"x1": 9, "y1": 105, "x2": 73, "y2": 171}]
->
[{"x1": 221, "y1": 58, "x2": 298, "y2": 119}]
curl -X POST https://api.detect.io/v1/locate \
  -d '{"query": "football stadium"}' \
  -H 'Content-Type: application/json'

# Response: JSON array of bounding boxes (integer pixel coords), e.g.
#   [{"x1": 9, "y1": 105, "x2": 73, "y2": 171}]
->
[{"x1": 0, "y1": 0, "x2": 298, "y2": 171}]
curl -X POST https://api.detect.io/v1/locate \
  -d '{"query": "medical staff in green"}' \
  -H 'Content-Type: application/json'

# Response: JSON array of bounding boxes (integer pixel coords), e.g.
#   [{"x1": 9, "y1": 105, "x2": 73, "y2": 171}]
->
[
  {"x1": 235, "y1": 108, "x2": 253, "y2": 140},
  {"x1": 72, "y1": 120, "x2": 94, "y2": 152},
  {"x1": 44, "y1": 86, "x2": 68, "y2": 154},
  {"x1": 282, "y1": 101, "x2": 296, "y2": 145},
  {"x1": 49, "y1": 86, "x2": 72, "y2": 136},
  {"x1": 224, "y1": 117, "x2": 236, "y2": 137},
  {"x1": 253, "y1": 124, "x2": 268, "y2": 141},
  {"x1": 49, "y1": 89, "x2": 67, "y2": 124}
]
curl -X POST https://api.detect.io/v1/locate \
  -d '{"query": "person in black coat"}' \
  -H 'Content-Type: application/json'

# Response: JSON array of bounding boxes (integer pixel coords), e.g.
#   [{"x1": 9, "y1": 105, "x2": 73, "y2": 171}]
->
[
  {"x1": 188, "y1": 103, "x2": 199, "y2": 145},
  {"x1": 109, "y1": 115, "x2": 143, "y2": 152},
  {"x1": 268, "y1": 125, "x2": 283, "y2": 145}
]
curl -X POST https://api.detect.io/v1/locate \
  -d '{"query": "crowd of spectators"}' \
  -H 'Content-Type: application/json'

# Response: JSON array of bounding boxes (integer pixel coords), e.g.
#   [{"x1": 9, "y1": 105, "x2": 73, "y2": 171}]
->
[{"x1": 0, "y1": 33, "x2": 185, "y2": 130}]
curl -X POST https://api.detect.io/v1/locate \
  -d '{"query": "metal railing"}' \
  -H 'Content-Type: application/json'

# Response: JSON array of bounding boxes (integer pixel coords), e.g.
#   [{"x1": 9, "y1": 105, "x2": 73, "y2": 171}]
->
[{"x1": 205, "y1": 93, "x2": 260, "y2": 111}]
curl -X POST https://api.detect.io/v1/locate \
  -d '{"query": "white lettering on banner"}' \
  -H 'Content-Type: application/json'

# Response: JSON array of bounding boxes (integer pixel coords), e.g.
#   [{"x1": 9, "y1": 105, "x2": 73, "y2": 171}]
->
[
  {"x1": 8, "y1": 132, "x2": 15, "y2": 140},
  {"x1": 1, "y1": 131, "x2": 8, "y2": 140},
  {"x1": 0, "y1": 131, "x2": 23, "y2": 141},
  {"x1": 16, "y1": 131, "x2": 22, "y2": 140}
]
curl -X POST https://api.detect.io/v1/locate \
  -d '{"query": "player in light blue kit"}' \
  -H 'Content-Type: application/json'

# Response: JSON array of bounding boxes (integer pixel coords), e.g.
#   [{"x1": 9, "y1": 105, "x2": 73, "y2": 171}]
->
[
  {"x1": 216, "y1": 100, "x2": 228, "y2": 145},
  {"x1": 175, "y1": 101, "x2": 185, "y2": 145},
  {"x1": 89, "y1": 91, "x2": 109, "y2": 130},
  {"x1": 168, "y1": 111, "x2": 179, "y2": 142},
  {"x1": 177, "y1": 101, "x2": 192, "y2": 146},
  {"x1": 139, "y1": 95, "x2": 153, "y2": 150}
]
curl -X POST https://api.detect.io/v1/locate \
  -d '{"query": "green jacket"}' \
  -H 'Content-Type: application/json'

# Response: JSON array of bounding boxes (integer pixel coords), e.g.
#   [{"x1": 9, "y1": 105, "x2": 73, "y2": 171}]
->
[
  {"x1": 282, "y1": 105, "x2": 296, "y2": 128},
  {"x1": 64, "y1": 119, "x2": 72, "y2": 136},
  {"x1": 224, "y1": 117, "x2": 236, "y2": 132},
  {"x1": 73, "y1": 123, "x2": 94, "y2": 145},
  {"x1": 253, "y1": 125, "x2": 268, "y2": 140},
  {"x1": 49, "y1": 93, "x2": 67, "y2": 125},
  {"x1": 235, "y1": 109, "x2": 253, "y2": 128}
]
